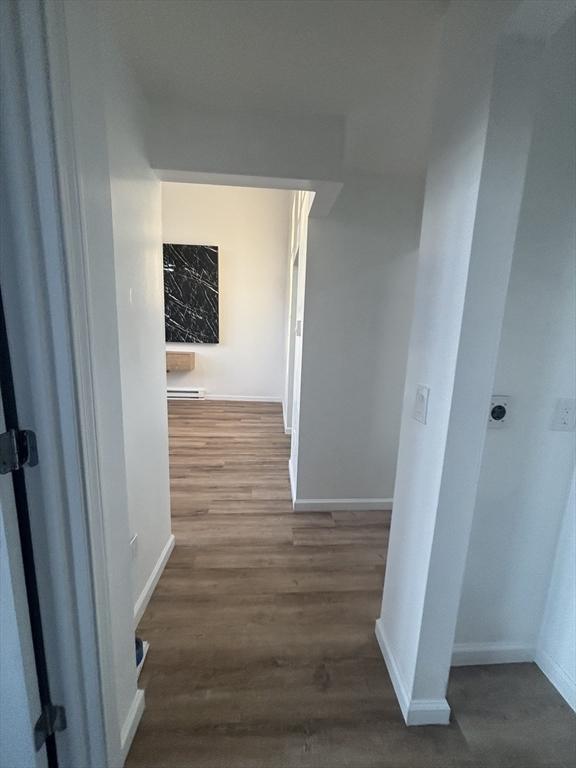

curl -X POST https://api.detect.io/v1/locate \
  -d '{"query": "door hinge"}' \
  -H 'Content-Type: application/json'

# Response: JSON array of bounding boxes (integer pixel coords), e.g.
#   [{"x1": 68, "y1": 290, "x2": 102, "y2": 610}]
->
[
  {"x1": 0, "y1": 429, "x2": 38, "y2": 474},
  {"x1": 34, "y1": 703, "x2": 67, "y2": 751}
]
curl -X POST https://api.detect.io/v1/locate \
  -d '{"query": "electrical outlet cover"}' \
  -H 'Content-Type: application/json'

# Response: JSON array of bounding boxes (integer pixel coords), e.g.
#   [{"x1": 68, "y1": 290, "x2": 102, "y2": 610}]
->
[
  {"x1": 488, "y1": 395, "x2": 510, "y2": 428},
  {"x1": 551, "y1": 398, "x2": 576, "y2": 431}
]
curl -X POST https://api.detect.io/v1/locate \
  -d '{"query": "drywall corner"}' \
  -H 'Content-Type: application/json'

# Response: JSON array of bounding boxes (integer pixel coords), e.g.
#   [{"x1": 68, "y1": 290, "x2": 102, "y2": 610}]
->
[{"x1": 375, "y1": 619, "x2": 451, "y2": 726}]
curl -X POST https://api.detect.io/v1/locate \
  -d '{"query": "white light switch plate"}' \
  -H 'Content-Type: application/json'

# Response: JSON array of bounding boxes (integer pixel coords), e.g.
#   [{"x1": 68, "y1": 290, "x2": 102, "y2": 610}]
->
[
  {"x1": 551, "y1": 398, "x2": 576, "y2": 431},
  {"x1": 413, "y1": 385, "x2": 429, "y2": 425}
]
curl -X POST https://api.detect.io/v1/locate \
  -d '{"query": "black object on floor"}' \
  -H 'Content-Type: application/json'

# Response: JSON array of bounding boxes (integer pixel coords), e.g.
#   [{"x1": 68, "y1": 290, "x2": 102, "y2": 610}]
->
[{"x1": 135, "y1": 636, "x2": 144, "y2": 667}]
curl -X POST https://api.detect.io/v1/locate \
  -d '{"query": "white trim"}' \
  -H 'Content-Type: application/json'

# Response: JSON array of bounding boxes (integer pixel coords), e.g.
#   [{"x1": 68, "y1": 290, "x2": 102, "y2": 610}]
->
[
  {"x1": 375, "y1": 619, "x2": 451, "y2": 726},
  {"x1": 452, "y1": 642, "x2": 576, "y2": 710},
  {"x1": 535, "y1": 648, "x2": 576, "y2": 712},
  {"x1": 405, "y1": 699, "x2": 452, "y2": 727},
  {"x1": 282, "y1": 401, "x2": 292, "y2": 435},
  {"x1": 288, "y1": 457, "x2": 297, "y2": 503},
  {"x1": 451, "y1": 641, "x2": 534, "y2": 666},
  {"x1": 375, "y1": 619, "x2": 410, "y2": 718},
  {"x1": 293, "y1": 498, "x2": 393, "y2": 512},
  {"x1": 2, "y1": 2, "x2": 109, "y2": 764},
  {"x1": 120, "y1": 688, "x2": 145, "y2": 765},
  {"x1": 134, "y1": 535, "x2": 175, "y2": 626},
  {"x1": 205, "y1": 395, "x2": 282, "y2": 403},
  {"x1": 154, "y1": 169, "x2": 343, "y2": 218}
]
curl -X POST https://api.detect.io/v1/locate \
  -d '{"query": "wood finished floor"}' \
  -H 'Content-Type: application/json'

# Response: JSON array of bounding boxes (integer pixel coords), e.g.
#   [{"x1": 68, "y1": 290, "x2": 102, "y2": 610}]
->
[{"x1": 128, "y1": 400, "x2": 576, "y2": 768}]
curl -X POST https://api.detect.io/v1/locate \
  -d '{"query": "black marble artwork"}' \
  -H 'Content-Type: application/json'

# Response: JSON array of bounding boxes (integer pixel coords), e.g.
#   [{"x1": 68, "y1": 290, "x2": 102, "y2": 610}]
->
[{"x1": 163, "y1": 244, "x2": 219, "y2": 343}]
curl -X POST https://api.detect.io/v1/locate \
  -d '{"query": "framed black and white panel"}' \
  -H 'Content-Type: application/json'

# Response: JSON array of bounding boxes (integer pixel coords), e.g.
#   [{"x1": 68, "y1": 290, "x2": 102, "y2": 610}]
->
[{"x1": 163, "y1": 243, "x2": 219, "y2": 344}]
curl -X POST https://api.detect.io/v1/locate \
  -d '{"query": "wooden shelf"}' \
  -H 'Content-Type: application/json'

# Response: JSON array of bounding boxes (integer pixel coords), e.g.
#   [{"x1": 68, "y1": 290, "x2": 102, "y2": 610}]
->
[{"x1": 166, "y1": 352, "x2": 195, "y2": 373}]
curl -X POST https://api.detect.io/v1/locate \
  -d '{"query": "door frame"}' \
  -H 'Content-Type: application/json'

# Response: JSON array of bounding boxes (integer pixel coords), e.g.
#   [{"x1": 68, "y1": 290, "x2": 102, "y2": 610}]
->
[
  {"x1": 0, "y1": 1, "x2": 111, "y2": 765},
  {"x1": 283, "y1": 247, "x2": 299, "y2": 435},
  {"x1": 0, "y1": 394, "x2": 46, "y2": 768}
]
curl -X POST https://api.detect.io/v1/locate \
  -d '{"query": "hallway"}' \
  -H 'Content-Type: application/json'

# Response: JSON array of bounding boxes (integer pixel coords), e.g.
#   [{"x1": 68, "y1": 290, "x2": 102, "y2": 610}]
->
[{"x1": 127, "y1": 401, "x2": 575, "y2": 768}]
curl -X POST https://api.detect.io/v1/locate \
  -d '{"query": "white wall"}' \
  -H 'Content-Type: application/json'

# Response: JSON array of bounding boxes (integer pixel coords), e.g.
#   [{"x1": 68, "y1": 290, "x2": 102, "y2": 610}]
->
[
  {"x1": 102, "y1": 34, "x2": 173, "y2": 611},
  {"x1": 292, "y1": 174, "x2": 422, "y2": 507},
  {"x1": 537, "y1": 473, "x2": 576, "y2": 710},
  {"x1": 455, "y1": 16, "x2": 576, "y2": 709},
  {"x1": 148, "y1": 105, "x2": 345, "y2": 184},
  {"x1": 97, "y1": 0, "x2": 446, "y2": 180},
  {"x1": 58, "y1": 1, "x2": 174, "y2": 761},
  {"x1": 97, "y1": 0, "x2": 447, "y2": 517},
  {"x1": 288, "y1": 191, "x2": 313, "y2": 497},
  {"x1": 283, "y1": 253, "x2": 299, "y2": 432},
  {"x1": 376, "y1": 0, "x2": 547, "y2": 725},
  {"x1": 162, "y1": 182, "x2": 291, "y2": 400},
  {"x1": 62, "y1": 2, "x2": 140, "y2": 762}
]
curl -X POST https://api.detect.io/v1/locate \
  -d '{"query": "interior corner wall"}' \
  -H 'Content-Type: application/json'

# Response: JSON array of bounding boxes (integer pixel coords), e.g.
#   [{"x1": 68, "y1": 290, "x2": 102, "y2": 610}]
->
[
  {"x1": 537, "y1": 472, "x2": 576, "y2": 710},
  {"x1": 454, "y1": 16, "x2": 576, "y2": 708},
  {"x1": 162, "y1": 182, "x2": 291, "y2": 400},
  {"x1": 293, "y1": 174, "x2": 423, "y2": 505},
  {"x1": 282, "y1": 207, "x2": 299, "y2": 432},
  {"x1": 61, "y1": 1, "x2": 141, "y2": 761},
  {"x1": 288, "y1": 191, "x2": 313, "y2": 496},
  {"x1": 100, "y1": 31, "x2": 173, "y2": 612},
  {"x1": 377, "y1": 0, "x2": 533, "y2": 721}
]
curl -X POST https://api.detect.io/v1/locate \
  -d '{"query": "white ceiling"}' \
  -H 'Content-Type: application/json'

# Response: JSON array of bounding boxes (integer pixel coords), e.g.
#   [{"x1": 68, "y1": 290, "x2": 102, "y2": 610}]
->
[{"x1": 99, "y1": 0, "x2": 448, "y2": 175}]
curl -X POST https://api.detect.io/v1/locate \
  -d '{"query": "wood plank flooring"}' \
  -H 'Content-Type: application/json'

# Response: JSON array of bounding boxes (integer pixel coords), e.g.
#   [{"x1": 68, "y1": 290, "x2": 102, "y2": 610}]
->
[{"x1": 127, "y1": 400, "x2": 575, "y2": 768}]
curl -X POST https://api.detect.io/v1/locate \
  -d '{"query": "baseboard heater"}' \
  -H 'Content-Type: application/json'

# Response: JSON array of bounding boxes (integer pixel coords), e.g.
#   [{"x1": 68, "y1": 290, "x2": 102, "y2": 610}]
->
[{"x1": 167, "y1": 386, "x2": 206, "y2": 400}]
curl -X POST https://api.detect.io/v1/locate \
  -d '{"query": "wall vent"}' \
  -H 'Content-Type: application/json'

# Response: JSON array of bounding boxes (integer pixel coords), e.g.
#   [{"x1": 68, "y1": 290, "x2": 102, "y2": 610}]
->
[{"x1": 167, "y1": 387, "x2": 206, "y2": 400}]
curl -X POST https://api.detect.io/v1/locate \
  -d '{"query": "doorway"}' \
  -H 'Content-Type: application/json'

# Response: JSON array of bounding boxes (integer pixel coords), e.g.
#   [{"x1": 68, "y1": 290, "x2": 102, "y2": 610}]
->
[{"x1": 283, "y1": 250, "x2": 299, "y2": 435}]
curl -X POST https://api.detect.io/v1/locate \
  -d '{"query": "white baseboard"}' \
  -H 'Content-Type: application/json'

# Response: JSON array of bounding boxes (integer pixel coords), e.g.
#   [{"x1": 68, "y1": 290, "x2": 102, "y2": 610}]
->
[
  {"x1": 205, "y1": 395, "x2": 282, "y2": 402},
  {"x1": 375, "y1": 618, "x2": 410, "y2": 719},
  {"x1": 288, "y1": 457, "x2": 297, "y2": 503},
  {"x1": 293, "y1": 497, "x2": 393, "y2": 512},
  {"x1": 134, "y1": 534, "x2": 175, "y2": 626},
  {"x1": 451, "y1": 641, "x2": 534, "y2": 666},
  {"x1": 535, "y1": 648, "x2": 576, "y2": 712},
  {"x1": 375, "y1": 619, "x2": 451, "y2": 726},
  {"x1": 282, "y1": 401, "x2": 290, "y2": 434},
  {"x1": 405, "y1": 698, "x2": 452, "y2": 726},
  {"x1": 120, "y1": 688, "x2": 145, "y2": 764}
]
